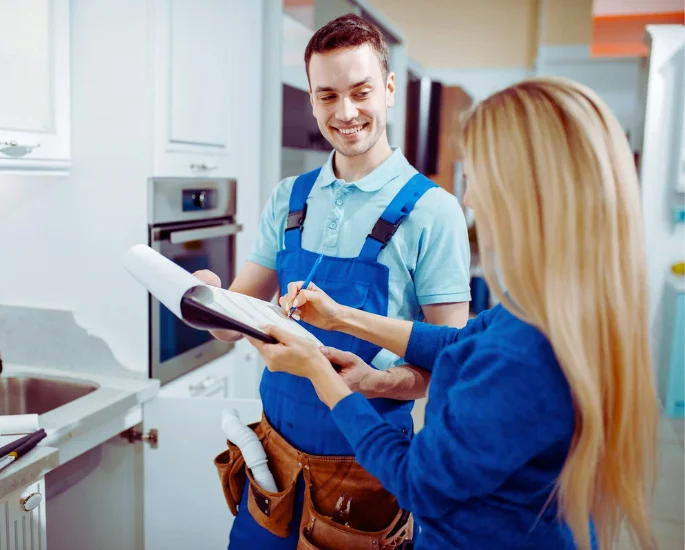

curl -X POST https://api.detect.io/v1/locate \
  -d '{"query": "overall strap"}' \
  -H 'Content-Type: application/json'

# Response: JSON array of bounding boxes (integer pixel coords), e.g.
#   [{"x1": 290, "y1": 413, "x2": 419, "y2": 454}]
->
[
  {"x1": 358, "y1": 173, "x2": 437, "y2": 260},
  {"x1": 284, "y1": 167, "x2": 323, "y2": 250}
]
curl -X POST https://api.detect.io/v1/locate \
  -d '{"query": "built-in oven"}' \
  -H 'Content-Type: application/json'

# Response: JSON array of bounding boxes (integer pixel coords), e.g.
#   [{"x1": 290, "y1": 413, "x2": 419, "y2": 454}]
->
[{"x1": 148, "y1": 177, "x2": 241, "y2": 385}]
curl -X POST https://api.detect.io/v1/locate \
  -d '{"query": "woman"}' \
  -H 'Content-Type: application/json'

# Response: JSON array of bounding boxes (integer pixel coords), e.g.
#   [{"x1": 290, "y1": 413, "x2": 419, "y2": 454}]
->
[{"x1": 247, "y1": 78, "x2": 658, "y2": 550}]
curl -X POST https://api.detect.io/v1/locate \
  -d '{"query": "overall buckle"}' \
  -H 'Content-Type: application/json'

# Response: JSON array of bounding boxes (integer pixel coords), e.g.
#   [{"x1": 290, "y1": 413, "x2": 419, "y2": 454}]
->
[
  {"x1": 286, "y1": 204, "x2": 308, "y2": 232},
  {"x1": 368, "y1": 218, "x2": 402, "y2": 249}
]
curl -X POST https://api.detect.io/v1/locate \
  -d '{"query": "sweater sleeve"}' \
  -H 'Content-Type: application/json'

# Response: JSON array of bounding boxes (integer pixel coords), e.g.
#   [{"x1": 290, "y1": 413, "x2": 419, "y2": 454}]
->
[
  {"x1": 331, "y1": 346, "x2": 573, "y2": 519},
  {"x1": 404, "y1": 305, "x2": 500, "y2": 372}
]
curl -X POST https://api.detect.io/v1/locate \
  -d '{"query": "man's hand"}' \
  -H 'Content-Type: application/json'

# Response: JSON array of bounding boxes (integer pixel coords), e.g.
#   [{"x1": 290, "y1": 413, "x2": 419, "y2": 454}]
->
[
  {"x1": 320, "y1": 347, "x2": 383, "y2": 398},
  {"x1": 193, "y1": 269, "x2": 222, "y2": 288},
  {"x1": 191, "y1": 269, "x2": 243, "y2": 342}
]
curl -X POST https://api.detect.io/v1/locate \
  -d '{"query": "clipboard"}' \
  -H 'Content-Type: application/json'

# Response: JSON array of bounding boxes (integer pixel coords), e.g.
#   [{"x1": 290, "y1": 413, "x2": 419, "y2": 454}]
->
[{"x1": 180, "y1": 295, "x2": 278, "y2": 344}]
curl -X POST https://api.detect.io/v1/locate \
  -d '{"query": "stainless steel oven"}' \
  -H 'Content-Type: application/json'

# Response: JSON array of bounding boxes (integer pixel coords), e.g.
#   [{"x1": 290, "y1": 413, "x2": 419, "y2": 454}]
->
[{"x1": 148, "y1": 177, "x2": 241, "y2": 385}]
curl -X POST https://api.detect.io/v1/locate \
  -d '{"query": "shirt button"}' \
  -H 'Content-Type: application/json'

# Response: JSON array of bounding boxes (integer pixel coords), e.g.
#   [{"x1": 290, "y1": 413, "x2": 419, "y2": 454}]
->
[
  {"x1": 329, "y1": 222, "x2": 337, "y2": 229},
  {"x1": 335, "y1": 199, "x2": 343, "y2": 206}
]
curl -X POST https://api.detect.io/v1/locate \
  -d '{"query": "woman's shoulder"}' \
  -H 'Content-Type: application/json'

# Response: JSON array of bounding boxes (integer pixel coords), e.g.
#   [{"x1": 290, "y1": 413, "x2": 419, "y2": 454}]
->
[
  {"x1": 477, "y1": 304, "x2": 557, "y2": 364},
  {"x1": 437, "y1": 305, "x2": 566, "y2": 398}
]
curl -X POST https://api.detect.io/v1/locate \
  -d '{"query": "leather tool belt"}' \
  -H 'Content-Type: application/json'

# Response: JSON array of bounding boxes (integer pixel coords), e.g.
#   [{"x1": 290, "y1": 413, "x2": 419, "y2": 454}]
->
[{"x1": 215, "y1": 414, "x2": 413, "y2": 549}]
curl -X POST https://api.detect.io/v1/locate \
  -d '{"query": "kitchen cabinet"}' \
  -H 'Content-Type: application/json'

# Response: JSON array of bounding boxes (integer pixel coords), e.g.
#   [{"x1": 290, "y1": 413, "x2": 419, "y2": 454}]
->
[
  {"x1": 0, "y1": 480, "x2": 47, "y2": 550},
  {"x1": 161, "y1": 352, "x2": 234, "y2": 399},
  {"x1": 142, "y1": 391, "x2": 262, "y2": 549},
  {"x1": 36, "y1": 344, "x2": 265, "y2": 550},
  {"x1": 150, "y1": 0, "x2": 235, "y2": 178},
  {"x1": 0, "y1": 0, "x2": 71, "y2": 174},
  {"x1": 140, "y1": 342, "x2": 266, "y2": 549}
]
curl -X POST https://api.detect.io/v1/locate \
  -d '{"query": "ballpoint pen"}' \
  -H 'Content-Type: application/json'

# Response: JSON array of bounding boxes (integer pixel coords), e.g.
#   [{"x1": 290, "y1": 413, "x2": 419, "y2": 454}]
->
[
  {"x1": 288, "y1": 254, "x2": 324, "y2": 318},
  {"x1": 0, "y1": 429, "x2": 47, "y2": 473},
  {"x1": 0, "y1": 429, "x2": 42, "y2": 458}
]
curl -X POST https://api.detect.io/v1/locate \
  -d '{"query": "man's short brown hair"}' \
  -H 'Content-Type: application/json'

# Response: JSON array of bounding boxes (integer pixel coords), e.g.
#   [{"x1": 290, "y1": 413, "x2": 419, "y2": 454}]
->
[{"x1": 304, "y1": 14, "x2": 390, "y2": 82}]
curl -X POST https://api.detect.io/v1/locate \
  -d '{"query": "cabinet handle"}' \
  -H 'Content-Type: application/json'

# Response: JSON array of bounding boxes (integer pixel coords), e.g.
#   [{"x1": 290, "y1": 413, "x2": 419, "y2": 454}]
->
[
  {"x1": 189, "y1": 376, "x2": 219, "y2": 393},
  {"x1": 190, "y1": 163, "x2": 218, "y2": 171},
  {"x1": 0, "y1": 141, "x2": 40, "y2": 158},
  {"x1": 21, "y1": 492, "x2": 42, "y2": 512}
]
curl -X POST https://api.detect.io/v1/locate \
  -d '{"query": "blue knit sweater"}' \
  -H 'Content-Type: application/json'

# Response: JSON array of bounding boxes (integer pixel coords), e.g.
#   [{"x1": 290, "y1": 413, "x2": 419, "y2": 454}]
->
[{"x1": 331, "y1": 305, "x2": 585, "y2": 549}]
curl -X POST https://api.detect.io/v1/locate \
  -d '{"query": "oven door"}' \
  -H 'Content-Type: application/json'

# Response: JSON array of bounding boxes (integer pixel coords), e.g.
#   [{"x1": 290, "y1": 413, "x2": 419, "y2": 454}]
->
[{"x1": 149, "y1": 218, "x2": 241, "y2": 385}]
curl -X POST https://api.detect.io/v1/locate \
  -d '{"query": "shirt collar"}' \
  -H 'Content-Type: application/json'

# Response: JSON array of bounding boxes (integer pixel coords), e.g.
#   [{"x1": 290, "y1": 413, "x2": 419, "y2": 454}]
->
[{"x1": 317, "y1": 147, "x2": 409, "y2": 192}]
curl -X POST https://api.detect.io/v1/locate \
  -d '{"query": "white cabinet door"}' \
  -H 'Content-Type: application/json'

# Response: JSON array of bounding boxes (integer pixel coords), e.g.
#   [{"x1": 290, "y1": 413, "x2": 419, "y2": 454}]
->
[
  {"x1": 0, "y1": 480, "x2": 47, "y2": 550},
  {"x1": 143, "y1": 395, "x2": 262, "y2": 550},
  {"x1": 0, "y1": 0, "x2": 70, "y2": 174},
  {"x1": 228, "y1": 339, "x2": 264, "y2": 400},
  {"x1": 151, "y1": 0, "x2": 234, "y2": 177},
  {"x1": 168, "y1": 0, "x2": 232, "y2": 149}
]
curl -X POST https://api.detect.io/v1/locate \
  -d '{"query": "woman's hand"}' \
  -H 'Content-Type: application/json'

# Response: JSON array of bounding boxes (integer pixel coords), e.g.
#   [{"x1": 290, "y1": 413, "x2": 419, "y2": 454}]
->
[
  {"x1": 246, "y1": 325, "x2": 331, "y2": 379},
  {"x1": 279, "y1": 281, "x2": 344, "y2": 331},
  {"x1": 246, "y1": 325, "x2": 353, "y2": 408}
]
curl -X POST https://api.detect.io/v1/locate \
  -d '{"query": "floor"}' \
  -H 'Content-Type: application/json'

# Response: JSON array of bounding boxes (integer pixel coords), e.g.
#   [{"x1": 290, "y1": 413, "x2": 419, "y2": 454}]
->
[
  {"x1": 411, "y1": 401, "x2": 685, "y2": 549},
  {"x1": 619, "y1": 416, "x2": 684, "y2": 549}
]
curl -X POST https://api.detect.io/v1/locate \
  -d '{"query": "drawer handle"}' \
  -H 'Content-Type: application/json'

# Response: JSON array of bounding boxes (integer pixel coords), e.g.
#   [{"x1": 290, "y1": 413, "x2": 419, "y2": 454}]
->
[
  {"x1": 0, "y1": 141, "x2": 40, "y2": 158},
  {"x1": 21, "y1": 492, "x2": 42, "y2": 512},
  {"x1": 190, "y1": 163, "x2": 217, "y2": 171},
  {"x1": 189, "y1": 376, "x2": 219, "y2": 393}
]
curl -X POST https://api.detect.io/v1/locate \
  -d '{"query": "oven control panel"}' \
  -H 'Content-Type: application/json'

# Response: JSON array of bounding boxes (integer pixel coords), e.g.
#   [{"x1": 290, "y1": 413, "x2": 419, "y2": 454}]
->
[{"x1": 182, "y1": 188, "x2": 217, "y2": 211}]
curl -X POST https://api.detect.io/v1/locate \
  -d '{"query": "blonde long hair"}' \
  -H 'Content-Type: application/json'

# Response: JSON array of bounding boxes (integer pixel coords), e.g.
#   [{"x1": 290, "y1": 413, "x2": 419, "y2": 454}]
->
[{"x1": 462, "y1": 77, "x2": 658, "y2": 550}]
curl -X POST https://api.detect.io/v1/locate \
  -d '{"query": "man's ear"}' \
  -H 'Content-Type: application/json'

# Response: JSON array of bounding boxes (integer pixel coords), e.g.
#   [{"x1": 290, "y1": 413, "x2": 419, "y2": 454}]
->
[
  {"x1": 309, "y1": 88, "x2": 315, "y2": 114},
  {"x1": 386, "y1": 72, "x2": 396, "y2": 108}
]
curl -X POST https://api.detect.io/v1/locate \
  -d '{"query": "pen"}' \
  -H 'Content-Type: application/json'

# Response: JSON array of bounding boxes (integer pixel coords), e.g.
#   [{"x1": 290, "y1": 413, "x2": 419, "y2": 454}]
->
[
  {"x1": 0, "y1": 429, "x2": 43, "y2": 457},
  {"x1": 288, "y1": 254, "x2": 324, "y2": 318},
  {"x1": 0, "y1": 429, "x2": 47, "y2": 473}
]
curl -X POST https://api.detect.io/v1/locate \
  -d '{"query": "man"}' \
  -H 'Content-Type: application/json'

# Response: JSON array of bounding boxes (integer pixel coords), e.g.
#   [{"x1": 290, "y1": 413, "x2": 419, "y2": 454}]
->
[{"x1": 196, "y1": 14, "x2": 470, "y2": 550}]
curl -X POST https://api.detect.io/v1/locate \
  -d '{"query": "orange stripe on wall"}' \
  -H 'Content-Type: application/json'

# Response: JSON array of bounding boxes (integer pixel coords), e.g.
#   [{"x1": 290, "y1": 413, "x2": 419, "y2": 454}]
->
[{"x1": 591, "y1": 11, "x2": 685, "y2": 57}]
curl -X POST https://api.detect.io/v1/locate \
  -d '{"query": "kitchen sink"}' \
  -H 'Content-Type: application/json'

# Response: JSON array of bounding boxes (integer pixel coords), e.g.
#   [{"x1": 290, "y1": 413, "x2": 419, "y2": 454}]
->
[{"x1": 0, "y1": 376, "x2": 99, "y2": 415}]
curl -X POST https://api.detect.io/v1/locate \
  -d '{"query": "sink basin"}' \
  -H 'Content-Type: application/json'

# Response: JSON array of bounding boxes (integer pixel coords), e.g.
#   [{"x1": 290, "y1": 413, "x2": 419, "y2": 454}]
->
[{"x1": 0, "y1": 376, "x2": 99, "y2": 415}]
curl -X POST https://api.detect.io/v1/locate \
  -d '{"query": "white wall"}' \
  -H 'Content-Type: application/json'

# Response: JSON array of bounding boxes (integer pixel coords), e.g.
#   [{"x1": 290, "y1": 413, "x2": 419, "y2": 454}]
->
[
  {"x1": 66, "y1": 0, "x2": 152, "y2": 373},
  {"x1": 0, "y1": 0, "x2": 265, "y2": 374},
  {"x1": 0, "y1": 1, "x2": 151, "y2": 375}
]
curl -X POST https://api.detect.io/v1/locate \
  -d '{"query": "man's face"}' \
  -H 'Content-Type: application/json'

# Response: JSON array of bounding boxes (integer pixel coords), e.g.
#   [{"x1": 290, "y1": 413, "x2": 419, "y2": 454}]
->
[{"x1": 309, "y1": 45, "x2": 395, "y2": 158}]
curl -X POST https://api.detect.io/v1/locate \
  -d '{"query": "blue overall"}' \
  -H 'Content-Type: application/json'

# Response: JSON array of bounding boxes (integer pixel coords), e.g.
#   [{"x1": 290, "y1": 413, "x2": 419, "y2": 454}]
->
[{"x1": 228, "y1": 168, "x2": 436, "y2": 549}]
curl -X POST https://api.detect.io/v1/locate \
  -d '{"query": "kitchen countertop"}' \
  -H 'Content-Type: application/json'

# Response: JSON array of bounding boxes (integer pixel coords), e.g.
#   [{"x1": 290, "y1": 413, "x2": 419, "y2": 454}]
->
[{"x1": 0, "y1": 363, "x2": 159, "y2": 500}]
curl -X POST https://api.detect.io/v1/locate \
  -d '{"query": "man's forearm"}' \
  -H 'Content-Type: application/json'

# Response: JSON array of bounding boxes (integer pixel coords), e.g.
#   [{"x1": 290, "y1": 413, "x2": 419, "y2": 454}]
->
[{"x1": 361, "y1": 364, "x2": 430, "y2": 401}]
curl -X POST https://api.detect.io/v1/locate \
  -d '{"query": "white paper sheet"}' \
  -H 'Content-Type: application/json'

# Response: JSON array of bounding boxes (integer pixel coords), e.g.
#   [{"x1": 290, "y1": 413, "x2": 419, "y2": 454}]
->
[{"x1": 209, "y1": 287, "x2": 321, "y2": 343}]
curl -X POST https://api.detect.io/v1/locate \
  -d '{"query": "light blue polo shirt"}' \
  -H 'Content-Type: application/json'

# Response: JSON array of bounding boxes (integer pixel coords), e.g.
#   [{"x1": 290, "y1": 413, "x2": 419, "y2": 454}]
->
[{"x1": 249, "y1": 148, "x2": 471, "y2": 370}]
